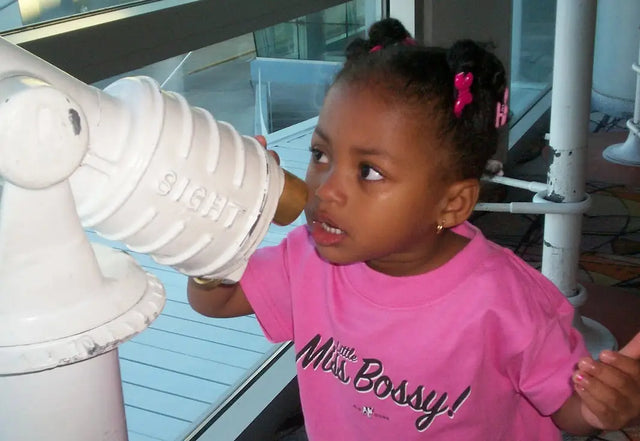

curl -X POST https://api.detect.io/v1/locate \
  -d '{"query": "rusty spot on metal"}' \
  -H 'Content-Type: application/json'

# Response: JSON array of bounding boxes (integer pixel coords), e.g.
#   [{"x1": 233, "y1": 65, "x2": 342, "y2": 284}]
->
[{"x1": 546, "y1": 191, "x2": 565, "y2": 203}]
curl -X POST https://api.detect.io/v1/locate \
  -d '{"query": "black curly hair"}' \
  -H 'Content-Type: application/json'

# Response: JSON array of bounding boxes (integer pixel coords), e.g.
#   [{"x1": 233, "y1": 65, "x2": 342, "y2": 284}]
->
[{"x1": 332, "y1": 18, "x2": 508, "y2": 181}]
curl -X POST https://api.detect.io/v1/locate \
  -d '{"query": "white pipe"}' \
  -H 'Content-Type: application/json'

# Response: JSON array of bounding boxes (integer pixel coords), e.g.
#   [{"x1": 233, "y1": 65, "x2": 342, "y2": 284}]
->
[
  {"x1": 544, "y1": 0, "x2": 595, "y2": 293},
  {"x1": 482, "y1": 175, "x2": 548, "y2": 193},
  {"x1": 475, "y1": 192, "x2": 591, "y2": 215},
  {"x1": 545, "y1": 0, "x2": 616, "y2": 354}
]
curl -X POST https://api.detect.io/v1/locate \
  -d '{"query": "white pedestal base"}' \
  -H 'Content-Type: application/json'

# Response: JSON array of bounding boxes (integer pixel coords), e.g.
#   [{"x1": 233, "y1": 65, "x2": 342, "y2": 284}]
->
[
  {"x1": 0, "y1": 350, "x2": 128, "y2": 441},
  {"x1": 602, "y1": 128, "x2": 640, "y2": 167}
]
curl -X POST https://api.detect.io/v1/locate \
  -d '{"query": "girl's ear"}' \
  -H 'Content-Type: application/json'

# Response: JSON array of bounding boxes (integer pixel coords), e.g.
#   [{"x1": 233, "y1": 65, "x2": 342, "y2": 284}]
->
[{"x1": 438, "y1": 179, "x2": 480, "y2": 228}]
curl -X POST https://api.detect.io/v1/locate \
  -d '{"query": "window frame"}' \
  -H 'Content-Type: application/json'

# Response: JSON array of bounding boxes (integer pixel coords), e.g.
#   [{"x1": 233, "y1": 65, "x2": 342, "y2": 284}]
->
[{"x1": 3, "y1": 0, "x2": 350, "y2": 83}]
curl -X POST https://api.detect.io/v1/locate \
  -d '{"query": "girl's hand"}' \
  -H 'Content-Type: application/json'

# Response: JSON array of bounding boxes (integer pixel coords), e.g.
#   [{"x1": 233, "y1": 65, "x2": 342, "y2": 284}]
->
[
  {"x1": 573, "y1": 331, "x2": 640, "y2": 429},
  {"x1": 255, "y1": 135, "x2": 280, "y2": 164},
  {"x1": 255, "y1": 135, "x2": 306, "y2": 225}
]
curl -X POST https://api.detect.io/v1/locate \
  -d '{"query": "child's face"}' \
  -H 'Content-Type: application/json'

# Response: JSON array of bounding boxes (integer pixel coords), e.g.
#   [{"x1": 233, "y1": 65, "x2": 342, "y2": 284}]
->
[{"x1": 304, "y1": 81, "x2": 455, "y2": 276}]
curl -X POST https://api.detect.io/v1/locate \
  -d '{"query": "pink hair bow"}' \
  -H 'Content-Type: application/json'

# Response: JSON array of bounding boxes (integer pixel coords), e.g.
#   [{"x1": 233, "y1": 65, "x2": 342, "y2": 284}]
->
[
  {"x1": 495, "y1": 87, "x2": 509, "y2": 128},
  {"x1": 453, "y1": 72, "x2": 474, "y2": 118}
]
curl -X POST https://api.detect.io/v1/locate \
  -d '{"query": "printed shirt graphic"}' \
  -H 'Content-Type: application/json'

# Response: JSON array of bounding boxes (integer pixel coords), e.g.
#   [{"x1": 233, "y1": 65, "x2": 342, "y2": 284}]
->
[{"x1": 241, "y1": 222, "x2": 588, "y2": 440}]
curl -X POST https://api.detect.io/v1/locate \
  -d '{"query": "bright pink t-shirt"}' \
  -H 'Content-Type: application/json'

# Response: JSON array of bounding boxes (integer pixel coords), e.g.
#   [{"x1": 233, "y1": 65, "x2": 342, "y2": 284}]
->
[{"x1": 241, "y1": 222, "x2": 588, "y2": 440}]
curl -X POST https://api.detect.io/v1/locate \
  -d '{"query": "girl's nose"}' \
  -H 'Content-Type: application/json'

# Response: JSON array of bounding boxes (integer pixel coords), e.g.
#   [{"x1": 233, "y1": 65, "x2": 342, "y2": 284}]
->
[{"x1": 314, "y1": 168, "x2": 346, "y2": 205}]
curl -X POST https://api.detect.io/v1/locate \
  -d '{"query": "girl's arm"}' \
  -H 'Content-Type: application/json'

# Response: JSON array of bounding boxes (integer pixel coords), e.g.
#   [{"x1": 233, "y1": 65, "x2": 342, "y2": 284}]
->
[
  {"x1": 187, "y1": 278, "x2": 254, "y2": 318},
  {"x1": 553, "y1": 332, "x2": 640, "y2": 434}
]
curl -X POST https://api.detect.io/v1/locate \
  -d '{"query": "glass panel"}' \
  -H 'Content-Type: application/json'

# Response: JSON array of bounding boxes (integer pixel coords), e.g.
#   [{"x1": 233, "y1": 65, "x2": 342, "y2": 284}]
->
[
  {"x1": 254, "y1": 0, "x2": 370, "y2": 61},
  {"x1": 250, "y1": 0, "x2": 377, "y2": 132},
  {"x1": 86, "y1": 2, "x2": 381, "y2": 439},
  {"x1": 509, "y1": 0, "x2": 556, "y2": 124},
  {"x1": 0, "y1": 0, "x2": 144, "y2": 31},
  {"x1": 92, "y1": 34, "x2": 261, "y2": 135}
]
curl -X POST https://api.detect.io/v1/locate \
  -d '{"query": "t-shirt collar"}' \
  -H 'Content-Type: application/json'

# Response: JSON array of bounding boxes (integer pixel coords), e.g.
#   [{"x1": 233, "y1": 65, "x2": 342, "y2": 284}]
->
[{"x1": 340, "y1": 222, "x2": 486, "y2": 308}]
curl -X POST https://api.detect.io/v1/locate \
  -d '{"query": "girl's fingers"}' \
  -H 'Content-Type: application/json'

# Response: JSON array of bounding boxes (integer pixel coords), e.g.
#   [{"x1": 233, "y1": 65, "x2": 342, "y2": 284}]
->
[
  {"x1": 573, "y1": 363, "x2": 637, "y2": 429},
  {"x1": 599, "y1": 350, "x2": 640, "y2": 380},
  {"x1": 572, "y1": 375, "x2": 610, "y2": 429},
  {"x1": 255, "y1": 135, "x2": 267, "y2": 147},
  {"x1": 577, "y1": 357, "x2": 637, "y2": 391},
  {"x1": 574, "y1": 370, "x2": 628, "y2": 429},
  {"x1": 254, "y1": 135, "x2": 280, "y2": 164},
  {"x1": 573, "y1": 370, "x2": 618, "y2": 407},
  {"x1": 572, "y1": 376, "x2": 607, "y2": 428}
]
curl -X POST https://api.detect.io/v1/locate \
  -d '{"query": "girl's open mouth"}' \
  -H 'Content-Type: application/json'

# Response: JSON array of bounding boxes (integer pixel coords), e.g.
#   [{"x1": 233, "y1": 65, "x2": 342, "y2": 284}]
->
[
  {"x1": 319, "y1": 222, "x2": 343, "y2": 235},
  {"x1": 309, "y1": 220, "x2": 345, "y2": 246}
]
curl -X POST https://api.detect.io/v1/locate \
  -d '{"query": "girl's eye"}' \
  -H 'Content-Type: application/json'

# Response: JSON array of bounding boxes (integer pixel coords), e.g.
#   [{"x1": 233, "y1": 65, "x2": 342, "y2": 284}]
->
[
  {"x1": 360, "y1": 164, "x2": 384, "y2": 181},
  {"x1": 310, "y1": 147, "x2": 329, "y2": 164}
]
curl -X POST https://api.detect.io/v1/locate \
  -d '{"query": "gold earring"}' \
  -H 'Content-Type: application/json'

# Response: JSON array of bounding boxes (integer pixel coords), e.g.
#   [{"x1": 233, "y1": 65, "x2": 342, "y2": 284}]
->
[{"x1": 436, "y1": 221, "x2": 445, "y2": 234}]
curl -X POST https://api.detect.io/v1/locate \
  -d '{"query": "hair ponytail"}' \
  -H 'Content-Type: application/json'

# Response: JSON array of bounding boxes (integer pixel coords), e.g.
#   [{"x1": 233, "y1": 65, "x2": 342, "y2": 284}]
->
[{"x1": 345, "y1": 18, "x2": 414, "y2": 62}]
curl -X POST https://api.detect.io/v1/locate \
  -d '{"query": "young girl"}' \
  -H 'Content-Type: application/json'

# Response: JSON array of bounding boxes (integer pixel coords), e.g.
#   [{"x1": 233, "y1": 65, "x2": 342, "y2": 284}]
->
[{"x1": 188, "y1": 18, "x2": 640, "y2": 440}]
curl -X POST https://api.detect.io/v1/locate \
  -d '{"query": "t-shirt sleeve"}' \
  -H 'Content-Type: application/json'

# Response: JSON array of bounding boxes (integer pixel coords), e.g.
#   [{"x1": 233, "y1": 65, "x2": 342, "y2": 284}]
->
[
  {"x1": 240, "y1": 231, "x2": 298, "y2": 343},
  {"x1": 511, "y1": 276, "x2": 589, "y2": 416}
]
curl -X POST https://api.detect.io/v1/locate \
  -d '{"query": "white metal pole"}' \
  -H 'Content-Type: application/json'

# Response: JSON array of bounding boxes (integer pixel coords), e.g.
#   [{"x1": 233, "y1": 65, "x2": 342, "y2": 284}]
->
[{"x1": 544, "y1": 0, "x2": 616, "y2": 354}]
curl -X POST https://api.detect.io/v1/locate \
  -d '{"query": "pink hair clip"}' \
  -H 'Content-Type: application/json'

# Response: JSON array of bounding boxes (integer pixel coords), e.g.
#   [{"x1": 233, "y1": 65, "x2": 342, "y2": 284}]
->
[
  {"x1": 495, "y1": 87, "x2": 509, "y2": 128},
  {"x1": 369, "y1": 44, "x2": 383, "y2": 53},
  {"x1": 453, "y1": 72, "x2": 474, "y2": 118}
]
